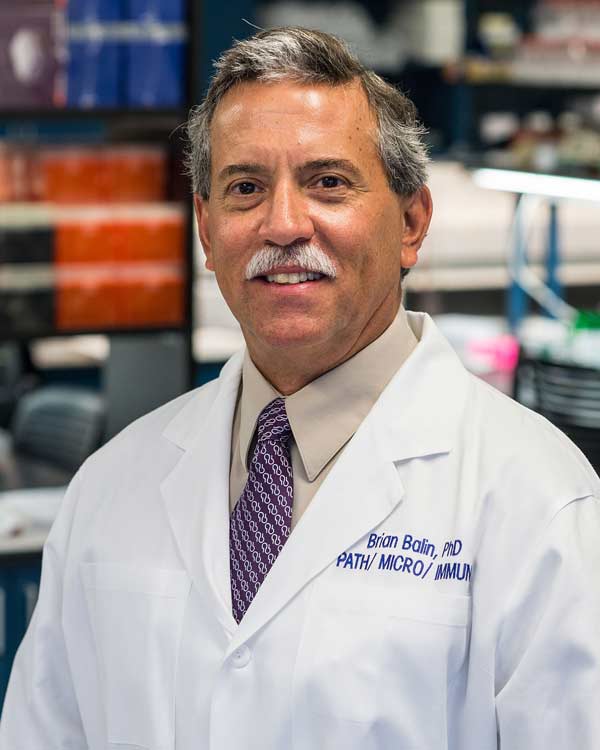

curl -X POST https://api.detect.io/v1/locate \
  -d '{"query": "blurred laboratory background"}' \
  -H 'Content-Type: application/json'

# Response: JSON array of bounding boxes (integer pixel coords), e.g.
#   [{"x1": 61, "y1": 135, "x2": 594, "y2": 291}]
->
[{"x1": 1, "y1": 0, "x2": 600, "y2": 702}]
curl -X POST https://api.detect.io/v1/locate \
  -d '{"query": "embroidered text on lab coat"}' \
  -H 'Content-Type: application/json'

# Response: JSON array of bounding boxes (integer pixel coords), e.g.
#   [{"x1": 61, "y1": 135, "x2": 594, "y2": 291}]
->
[{"x1": 335, "y1": 532, "x2": 472, "y2": 583}]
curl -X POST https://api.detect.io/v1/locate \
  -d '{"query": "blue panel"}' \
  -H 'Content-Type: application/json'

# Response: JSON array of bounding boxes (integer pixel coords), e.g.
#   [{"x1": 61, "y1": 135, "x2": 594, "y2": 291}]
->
[
  {"x1": 67, "y1": 0, "x2": 123, "y2": 22},
  {"x1": 126, "y1": 0, "x2": 185, "y2": 22},
  {"x1": 0, "y1": 573, "x2": 8, "y2": 705},
  {"x1": 126, "y1": 41, "x2": 185, "y2": 107},
  {"x1": 0, "y1": 558, "x2": 42, "y2": 710},
  {"x1": 195, "y1": 361, "x2": 224, "y2": 387},
  {"x1": 199, "y1": 0, "x2": 257, "y2": 96},
  {"x1": 67, "y1": 40, "x2": 123, "y2": 108}
]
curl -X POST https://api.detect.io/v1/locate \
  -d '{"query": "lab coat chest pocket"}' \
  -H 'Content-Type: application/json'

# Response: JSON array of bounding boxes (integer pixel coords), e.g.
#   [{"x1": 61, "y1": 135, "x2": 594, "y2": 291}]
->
[
  {"x1": 81, "y1": 563, "x2": 191, "y2": 750},
  {"x1": 295, "y1": 578, "x2": 470, "y2": 746}
]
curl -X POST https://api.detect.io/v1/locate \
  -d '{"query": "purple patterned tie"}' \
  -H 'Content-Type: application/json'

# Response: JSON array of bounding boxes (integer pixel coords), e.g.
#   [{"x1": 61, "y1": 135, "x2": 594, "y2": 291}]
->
[{"x1": 230, "y1": 397, "x2": 294, "y2": 623}]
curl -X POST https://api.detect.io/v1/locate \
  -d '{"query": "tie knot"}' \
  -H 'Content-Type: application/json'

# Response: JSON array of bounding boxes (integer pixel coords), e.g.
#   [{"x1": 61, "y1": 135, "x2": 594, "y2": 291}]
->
[{"x1": 256, "y1": 397, "x2": 292, "y2": 443}]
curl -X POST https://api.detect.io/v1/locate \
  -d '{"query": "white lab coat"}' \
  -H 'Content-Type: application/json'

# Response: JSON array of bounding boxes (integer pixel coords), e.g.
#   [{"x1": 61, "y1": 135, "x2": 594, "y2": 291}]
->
[{"x1": 1, "y1": 312, "x2": 599, "y2": 749}]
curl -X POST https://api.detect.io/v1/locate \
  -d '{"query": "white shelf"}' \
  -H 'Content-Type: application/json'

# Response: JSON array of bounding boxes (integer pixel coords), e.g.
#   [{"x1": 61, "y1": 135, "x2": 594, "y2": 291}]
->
[{"x1": 0, "y1": 532, "x2": 46, "y2": 555}]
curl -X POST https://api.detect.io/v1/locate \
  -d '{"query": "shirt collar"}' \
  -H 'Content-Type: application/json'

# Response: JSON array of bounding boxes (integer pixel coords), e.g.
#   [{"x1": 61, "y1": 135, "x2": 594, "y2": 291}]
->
[{"x1": 239, "y1": 306, "x2": 418, "y2": 480}]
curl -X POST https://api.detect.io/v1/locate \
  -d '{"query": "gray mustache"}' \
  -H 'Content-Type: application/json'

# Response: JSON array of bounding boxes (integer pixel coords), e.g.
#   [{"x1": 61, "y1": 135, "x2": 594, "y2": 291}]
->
[{"x1": 245, "y1": 244, "x2": 337, "y2": 280}]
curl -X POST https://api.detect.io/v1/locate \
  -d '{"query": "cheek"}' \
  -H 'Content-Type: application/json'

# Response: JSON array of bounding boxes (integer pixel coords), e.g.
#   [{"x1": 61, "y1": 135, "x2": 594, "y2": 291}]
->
[
  {"x1": 209, "y1": 208, "x2": 246, "y2": 247},
  {"x1": 210, "y1": 230, "x2": 247, "y2": 276}
]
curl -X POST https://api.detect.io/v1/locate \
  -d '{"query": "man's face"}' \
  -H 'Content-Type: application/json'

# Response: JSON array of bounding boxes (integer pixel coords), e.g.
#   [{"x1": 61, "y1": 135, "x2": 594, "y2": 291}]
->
[{"x1": 196, "y1": 79, "x2": 430, "y2": 362}]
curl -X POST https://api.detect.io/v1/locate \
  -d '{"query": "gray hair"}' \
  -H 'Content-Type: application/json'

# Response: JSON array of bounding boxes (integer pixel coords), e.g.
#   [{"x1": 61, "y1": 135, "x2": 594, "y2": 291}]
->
[{"x1": 185, "y1": 26, "x2": 429, "y2": 201}]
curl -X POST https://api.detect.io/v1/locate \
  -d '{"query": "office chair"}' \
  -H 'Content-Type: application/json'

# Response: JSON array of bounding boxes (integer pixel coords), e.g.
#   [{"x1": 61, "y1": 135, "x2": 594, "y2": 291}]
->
[{"x1": 0, "y1": 386, "x2": 105, "y2": 491}]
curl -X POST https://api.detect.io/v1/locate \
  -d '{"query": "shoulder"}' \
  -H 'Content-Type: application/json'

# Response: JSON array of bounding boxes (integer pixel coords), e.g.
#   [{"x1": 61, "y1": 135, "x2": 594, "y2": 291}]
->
[
  {"x1": 83, "y1": 377, "x2": 223, "y2": 477},
  {"x1": 465, "y1": 374, "x2": 600, "y2": 516}
]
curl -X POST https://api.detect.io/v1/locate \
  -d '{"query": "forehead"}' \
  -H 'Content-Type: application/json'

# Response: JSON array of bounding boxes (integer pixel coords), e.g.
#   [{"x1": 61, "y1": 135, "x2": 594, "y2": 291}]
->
[{"x1": 209, "y1": 79, "x2": 380, "y2": 169}]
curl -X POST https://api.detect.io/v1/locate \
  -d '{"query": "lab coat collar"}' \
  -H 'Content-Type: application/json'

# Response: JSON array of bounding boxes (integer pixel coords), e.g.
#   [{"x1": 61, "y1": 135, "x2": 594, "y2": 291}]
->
[
  {"x1": 371, "y1": 311, "x2": 470, "y2": 464},
  {"x1": 160, "y1": 350, "x2": 244, "y2": 635},
  {"x1": 160, "y1": 312, "x2": 470, "y2": 649},
  {"x1": 162, "y1": 311, "x2": 467, "y2": 462},
  {"x1": 162, "y1": 350, "x2": 244, "y2": 451}
]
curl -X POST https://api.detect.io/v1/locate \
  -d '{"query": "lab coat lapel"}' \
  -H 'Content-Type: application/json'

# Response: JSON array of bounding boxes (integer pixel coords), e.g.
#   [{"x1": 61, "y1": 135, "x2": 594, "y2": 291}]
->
[
  {"x1": 160, "y1": 352, "x2": 243, "y2": 633},
  {"x1": 228, "y1": 412, "x2": 404, "y2": 654}
]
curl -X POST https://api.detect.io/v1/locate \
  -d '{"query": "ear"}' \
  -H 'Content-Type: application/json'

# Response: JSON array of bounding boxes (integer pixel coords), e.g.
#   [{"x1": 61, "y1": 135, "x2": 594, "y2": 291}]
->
[
  {"x1": 193, "y1": 193, "x2": 214, "y2": 271},
  {"x1": 399, "y1": 185, "x2": 433, "y2": 270}
]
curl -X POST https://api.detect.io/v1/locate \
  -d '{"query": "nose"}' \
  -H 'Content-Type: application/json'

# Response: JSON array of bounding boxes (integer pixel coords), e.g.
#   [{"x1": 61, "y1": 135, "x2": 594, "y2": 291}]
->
[{"x1": 258, "y1": 180, "x2": 314, "y2": 247}]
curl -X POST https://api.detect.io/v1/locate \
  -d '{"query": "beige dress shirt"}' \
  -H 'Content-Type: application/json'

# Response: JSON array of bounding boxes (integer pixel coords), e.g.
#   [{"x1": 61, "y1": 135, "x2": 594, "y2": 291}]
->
[{"x1": 229, "y1": 307, "x2": 418, "y2": 528}]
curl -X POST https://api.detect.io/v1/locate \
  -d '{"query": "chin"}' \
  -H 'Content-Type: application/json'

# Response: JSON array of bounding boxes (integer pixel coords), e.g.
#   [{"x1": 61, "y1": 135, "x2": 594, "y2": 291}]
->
[{"x1": 248, "y1": 318, "x2": 329, "y2": 351}]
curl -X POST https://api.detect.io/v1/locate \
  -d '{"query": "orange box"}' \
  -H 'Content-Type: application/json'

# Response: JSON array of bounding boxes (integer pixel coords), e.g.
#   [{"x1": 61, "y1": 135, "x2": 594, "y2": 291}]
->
[
  {"x1": 116, "y1": 267, "x2": 184, "y2": 327},
  {"x1": 40, "y1": 146, "x2": 167, "y2": 203},
  {"x1": 55, "y1": 217, "x2": 112, "y2": 264},
  {"x1": 40, "y1": 148, "x2": 106, "y2": 203},
  {"x1": 55, "y1": 265, "x2": 119, "y2": 331},
  {"x1": 55, "y1": 207, "x2": 185, "y2": 264},
  {"x1": 0, "y1": 144, "x2": 40, "y2": 202},
  {"x1": 0, "y1": 145, "x2": 11, "y2": 202},
  {"x1": 118, "y1": 212, "x2": 185, "y2": 263},
  {"x1": 104, "y1": 147, "x2": 166, "y2": 202},
  {"x1": 55, "y1": 263, "x2": 184, "y2": 331},
  {"x1": 54, "y1": 204, "x2": 186, "y2": 331}
]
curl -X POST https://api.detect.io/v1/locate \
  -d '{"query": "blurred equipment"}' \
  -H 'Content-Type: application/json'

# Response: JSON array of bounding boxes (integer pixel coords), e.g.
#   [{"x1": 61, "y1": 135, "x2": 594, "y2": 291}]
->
[
  {"x1": 0, "y1": 0, "x2": 189, "y2": 109},
  {"x1": 478, "y1": 12, "x2": 522, "y2": 59},
  {"x1": 102, "y1": 333, "x2": 188, "y2": 440},
  {"x1": 515, "y1": 313, "x2": 600, "y2": 474},
  {"x1": 514, "y1": 356, "x2": 600, "y2": 474},
  {"x1": 470, "y1": 169, "x2": 600, "y2": 330},
  {"x1": 125, "y1": 0, "x2": 187, "y2": 108},
  {"x1": 0, "y1": 144, "x2": 186, "y2": 339},
  {"x1": 397, "y1": 0, "x2": 464, "y2": 66},
  {"x1": 0, "y1": 0, "x2": 59, "y2": 108},
  {"x1": 66, "y1": 0, "x2": 187, "y2": 108},
  {"x1": 433, "y1": 314, "x2": 518, "y2": 395},
  {"x1": 0, "y1": 344, "x2": 38, "y2": 430},
  {"x1": 258, "y1": 0, "x2": 410, "y2": 72},
  {"x1": 0, "y1": 386, "x2": 105, "y2": 492}
]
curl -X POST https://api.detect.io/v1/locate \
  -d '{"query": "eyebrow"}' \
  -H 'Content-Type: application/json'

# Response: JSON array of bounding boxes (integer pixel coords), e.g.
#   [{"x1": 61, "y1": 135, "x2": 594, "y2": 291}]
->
[
  {"x1": 218, "y1": 163, "x2": 269, "y2": 181},
  {"x1": 217, "y1": 158, "x2": 364, "y2": 183},
  {"x1": 301, "y1": 159, "x2": 364, "y2": 181}
]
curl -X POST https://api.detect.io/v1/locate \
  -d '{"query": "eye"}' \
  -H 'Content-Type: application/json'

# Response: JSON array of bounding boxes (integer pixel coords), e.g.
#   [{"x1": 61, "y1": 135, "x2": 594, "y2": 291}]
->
[
  {"x1": 318, "y1": 175, "x2": 345, "y2": 189},
  {"x1": 231, "y1": 181, "x2": 258, "y2": 195}
]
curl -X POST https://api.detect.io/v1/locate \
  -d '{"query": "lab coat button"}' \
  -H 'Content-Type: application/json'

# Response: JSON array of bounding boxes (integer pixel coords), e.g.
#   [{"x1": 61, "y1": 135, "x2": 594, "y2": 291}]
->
[{"x1": 231, "y1": 646, "x2": 251, "y2": 668}]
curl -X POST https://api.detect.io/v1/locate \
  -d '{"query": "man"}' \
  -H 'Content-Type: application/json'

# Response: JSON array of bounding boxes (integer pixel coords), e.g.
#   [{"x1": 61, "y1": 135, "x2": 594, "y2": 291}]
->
[{"x1": 1, "y1": 27, "x2": 599, "y2": 750}]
